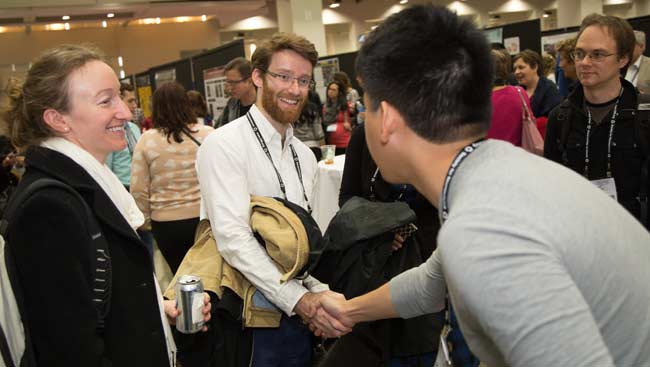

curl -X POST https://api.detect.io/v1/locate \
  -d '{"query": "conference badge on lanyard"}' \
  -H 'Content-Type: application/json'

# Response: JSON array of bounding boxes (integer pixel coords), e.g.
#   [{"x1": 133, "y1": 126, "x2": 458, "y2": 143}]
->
[
  {"x1": 434, "y1": 324, "x2": 454, "y2": 367},
  {"x1": 591, "y1": 177, "x2": 618, "y2": 201}
]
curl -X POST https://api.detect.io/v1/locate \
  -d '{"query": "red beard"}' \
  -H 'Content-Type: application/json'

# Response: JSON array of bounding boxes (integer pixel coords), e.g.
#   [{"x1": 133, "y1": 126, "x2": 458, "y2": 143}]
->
[{"x1": 261, "y1": 78, "x2": 307, "y2": 125}]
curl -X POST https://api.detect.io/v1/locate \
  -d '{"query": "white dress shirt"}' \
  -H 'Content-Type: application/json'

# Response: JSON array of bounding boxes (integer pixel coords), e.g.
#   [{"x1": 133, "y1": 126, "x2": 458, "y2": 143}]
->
[
  {"x1": 625, "y1": 56, "x2": 642, "y2": 86},
  {"x1": 196, "y1": 104, "x2": 326, "y2": 315}
]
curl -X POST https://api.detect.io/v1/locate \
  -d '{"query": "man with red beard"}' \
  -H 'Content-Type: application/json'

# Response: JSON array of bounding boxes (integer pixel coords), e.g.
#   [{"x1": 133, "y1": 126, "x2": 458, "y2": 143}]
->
[{"x1": 196, "y1": 33, "x2": 342, "y2": 366}]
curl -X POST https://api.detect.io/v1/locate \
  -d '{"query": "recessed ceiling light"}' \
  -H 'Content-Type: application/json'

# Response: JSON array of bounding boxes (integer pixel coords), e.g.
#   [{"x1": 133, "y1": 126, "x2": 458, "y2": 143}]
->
[
  {"x1": 102, "y1": 20, "x2": 107, "y2": 28},
  {"x1": 330, "y1": 1, "x2": 340, "y2": 8},
  {"x1": 399, "y1": 0, "x2": 408, "y2": 4},
  {"x1": 201, "y1": 14, "x2": 207, "y2": 22},
  {"x1": 62, "y1": 15, "x2": 70, "y2": 20},
  {"x1": 64, "y1": 22, "x2": 70, "y2": 30},
  {"x1": 107, "y1": 13, "x2": 115, "y2": 18},
  {"x1": 155, "y1": 17, "x2": 161, "y2": 24}
]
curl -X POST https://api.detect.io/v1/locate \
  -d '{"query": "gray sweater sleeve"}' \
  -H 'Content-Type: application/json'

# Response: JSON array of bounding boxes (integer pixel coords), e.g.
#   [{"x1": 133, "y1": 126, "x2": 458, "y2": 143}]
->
[{"x1": 389, "y1": 249, "x2": 447, "y2": 317}]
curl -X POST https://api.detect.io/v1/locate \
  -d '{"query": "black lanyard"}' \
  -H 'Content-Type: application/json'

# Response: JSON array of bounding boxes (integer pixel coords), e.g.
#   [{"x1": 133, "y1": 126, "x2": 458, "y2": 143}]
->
[
  {"x1": 584, "y1": 88, "x2": 622, "y2": 178},
  {"x1": 369, "y1": 167, "x2": 407, "y2": 202},
  {"x1": 440, "y1": 140, "x2": 484, "y2": 223},
  {"x1": 246, "y1": 112, "x2": 312, "y2": 213}
]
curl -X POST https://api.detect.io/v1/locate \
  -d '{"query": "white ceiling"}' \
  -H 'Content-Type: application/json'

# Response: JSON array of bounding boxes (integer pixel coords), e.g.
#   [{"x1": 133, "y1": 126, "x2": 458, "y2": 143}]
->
[{"x1": 0, "y1": 0, "x2": 269, "y2": 26}]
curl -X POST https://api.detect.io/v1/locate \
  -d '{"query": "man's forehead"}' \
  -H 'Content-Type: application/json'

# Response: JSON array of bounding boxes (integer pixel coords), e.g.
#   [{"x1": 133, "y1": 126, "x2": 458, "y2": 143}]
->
[
  {"x1": 577, "y1": 25, "x2": 617, "y2": 48},
  {"x1": 269, "y1": 49, "x2": 313, "y2": 76}
]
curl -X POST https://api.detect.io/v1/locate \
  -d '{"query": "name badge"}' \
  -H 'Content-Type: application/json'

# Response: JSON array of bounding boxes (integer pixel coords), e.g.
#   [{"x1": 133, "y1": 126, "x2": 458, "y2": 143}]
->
[
  {"x1": 433, "y1": 324, "x2": 454, "y2": 367},
  {"x1": 591, "y1": 178, "x2": 617, "y2": 201},
  {"x1": 326, "y1": 124, "x2": 338, "y2": 132}
]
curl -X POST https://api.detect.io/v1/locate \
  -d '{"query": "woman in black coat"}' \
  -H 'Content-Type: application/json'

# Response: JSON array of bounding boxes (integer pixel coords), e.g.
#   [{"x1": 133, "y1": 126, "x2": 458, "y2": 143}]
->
[{"x1": 2, "y1": 44, "x2": 209, "y2": 366}]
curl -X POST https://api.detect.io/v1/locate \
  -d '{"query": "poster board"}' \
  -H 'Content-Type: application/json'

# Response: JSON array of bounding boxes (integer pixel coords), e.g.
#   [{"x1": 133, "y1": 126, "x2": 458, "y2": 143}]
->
[
  {"x1": 154, "y1": 68, "x2": 176, "y2": 87},
  {"x1": 504, "y1": 37, "x2": 520, "y2": 55},
  {"x1": 484, "y1": 28, "x2": 503, "y2": 44},
  {"x1": 135, "y1": 73, "x2": 152, "y2": 119},
  {"x1": 540, "y1": 32, "x2": 577, "y2": 54},
  {"x1": 202, "y1": 66, "x2": 228, "y2": 119},
  {"x1": 315, "y1": 57, "x2": 340, "y2": 102}
]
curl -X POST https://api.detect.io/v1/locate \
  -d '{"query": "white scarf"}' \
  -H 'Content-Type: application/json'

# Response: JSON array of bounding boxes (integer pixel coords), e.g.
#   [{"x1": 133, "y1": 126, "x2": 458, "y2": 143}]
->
[
  {"x1": 41, "y1": 137, "x2": 177, "y2": 366},
  {"x1": 40, "y1": 137, "x2": 144, "y2": 230}
]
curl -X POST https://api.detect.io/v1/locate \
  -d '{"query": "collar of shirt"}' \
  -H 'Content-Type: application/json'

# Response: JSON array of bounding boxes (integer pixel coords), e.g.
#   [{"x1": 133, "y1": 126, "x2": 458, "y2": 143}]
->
[
  {"x1": 248, "y1": 104, "x2": 295, "y2": 151},
  {"x1": 626, "y1": 57, "x2": 642, "y2": 83}
]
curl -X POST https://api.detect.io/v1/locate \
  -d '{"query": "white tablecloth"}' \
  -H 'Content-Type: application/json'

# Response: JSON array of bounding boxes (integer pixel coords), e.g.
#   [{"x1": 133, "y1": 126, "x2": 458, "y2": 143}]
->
[{"x1": 312, "y1": 154, "x2": 345, "y2": 232}]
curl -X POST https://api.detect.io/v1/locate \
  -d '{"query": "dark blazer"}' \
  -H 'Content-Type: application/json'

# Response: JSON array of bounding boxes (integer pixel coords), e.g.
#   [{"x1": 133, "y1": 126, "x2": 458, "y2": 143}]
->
[
  {"x1": 6, "y1": 146, "x2": 170, "y2": 366},
  {"x1": 530, "y1": 76, "x2": 562, "y2": 118}
]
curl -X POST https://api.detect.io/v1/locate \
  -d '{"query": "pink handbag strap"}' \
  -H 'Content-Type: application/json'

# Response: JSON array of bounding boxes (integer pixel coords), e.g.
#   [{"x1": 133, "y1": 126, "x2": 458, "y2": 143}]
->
[{"x1": 515, "y1": 86, "x2": 534, "y2": 121}]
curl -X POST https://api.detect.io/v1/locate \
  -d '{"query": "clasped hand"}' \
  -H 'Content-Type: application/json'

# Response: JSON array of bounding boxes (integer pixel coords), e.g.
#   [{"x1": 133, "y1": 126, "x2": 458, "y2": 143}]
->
[{"x1": 294, "y1": 291, "x2": 355, "y2": 338}]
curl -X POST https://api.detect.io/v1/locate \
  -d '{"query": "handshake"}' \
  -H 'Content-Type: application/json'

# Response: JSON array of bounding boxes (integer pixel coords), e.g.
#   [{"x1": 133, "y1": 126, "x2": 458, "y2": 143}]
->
[{"x1": 294, "y1": 290, "x2": 356, "y2": 338}]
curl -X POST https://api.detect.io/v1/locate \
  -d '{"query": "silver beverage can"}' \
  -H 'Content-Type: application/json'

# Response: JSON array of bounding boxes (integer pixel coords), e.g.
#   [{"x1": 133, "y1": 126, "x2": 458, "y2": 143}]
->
[{"x1": 175, "y1": 275, "x2": 205, "y2": 334}]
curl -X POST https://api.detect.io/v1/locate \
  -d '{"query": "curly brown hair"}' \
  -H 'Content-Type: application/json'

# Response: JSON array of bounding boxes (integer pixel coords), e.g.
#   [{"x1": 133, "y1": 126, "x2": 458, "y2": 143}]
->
[
  {"x1": 152, "y1": 82, "x2": 197, "y2": 144},
  {"x1": 555, "y1": 37, "x2": 576, "y2": 64},
  {"x1": 251, "y1": 32, "x2": 318, "y2": 72}
]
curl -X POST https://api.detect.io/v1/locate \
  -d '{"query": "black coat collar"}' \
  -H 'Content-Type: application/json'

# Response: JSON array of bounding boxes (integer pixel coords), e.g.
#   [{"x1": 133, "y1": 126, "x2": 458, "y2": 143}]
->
[
  {"x1": 24, "y1": 146, "x2": 142, "y2": 243},
  {"x1": 565, "y1": 77, "x2": 639, "y2": 117}
]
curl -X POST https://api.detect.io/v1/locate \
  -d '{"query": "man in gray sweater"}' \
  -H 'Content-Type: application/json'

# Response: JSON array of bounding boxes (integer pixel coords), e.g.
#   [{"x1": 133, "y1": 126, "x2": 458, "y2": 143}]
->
[{"x1": 308, "y1": 5, "x2": 650, "y2": 367}]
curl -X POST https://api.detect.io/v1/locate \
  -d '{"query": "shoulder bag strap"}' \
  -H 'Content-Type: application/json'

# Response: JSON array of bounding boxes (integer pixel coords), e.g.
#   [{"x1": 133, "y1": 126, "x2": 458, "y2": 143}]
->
[
  {"x1": 182, "y1": 128, "x2": 202, "y2": 147},
  {"x1": 515, "y1": 86, "x2": 534, "y2": 120}
]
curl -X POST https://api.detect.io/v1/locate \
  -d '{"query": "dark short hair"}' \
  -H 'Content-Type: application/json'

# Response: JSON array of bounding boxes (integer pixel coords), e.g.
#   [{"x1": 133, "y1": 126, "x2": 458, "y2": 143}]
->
[
  {"x1": 252, "y1": 32, "x2": 318, "y2": 72},
  {"x1": 355, "y1": 5, "x2": 492, "y2": 143},
  {"x1": 120, "y1": 82, "x2": 135, "y2": 96},
  {"x1": 513, "y1": 49, "x2": 543, "y2": 77},
  {"x1": 578, "y1": 14, "x2": 635, "y2": 75},
  {"x1": 224, "y1": 57, "x2": 252, "y2": 79},
  {"x1": 152, "y1": 82, "x2": 197, "y2": 143}
]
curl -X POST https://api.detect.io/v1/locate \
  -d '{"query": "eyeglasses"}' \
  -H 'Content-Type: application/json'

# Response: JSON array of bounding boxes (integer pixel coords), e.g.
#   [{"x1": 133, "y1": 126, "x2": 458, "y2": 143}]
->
[
  {"x1": 225, "y1": 77, "x2": 249, "y2": 85},
  {"x1": 571, "y1": 50, "x2": 616, "y2": 62},
  {"x1": 262, "y1": 69, "x2": 315, "y2": 89}
]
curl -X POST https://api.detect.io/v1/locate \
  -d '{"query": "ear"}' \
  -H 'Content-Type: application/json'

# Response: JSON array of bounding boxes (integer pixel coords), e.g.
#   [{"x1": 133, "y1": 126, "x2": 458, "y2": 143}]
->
[
  {"x1": 618, "y1": 54, "x2": 630, "y2": 70},
  {"x1": 378, "y1": 101, "x2": 404, "y2": 145},
  {"x1": 252, "y1": 68, "x2": 265, "y2": 89},
  {"x1": 42, "y1": 108, "x2": 70, "y2": 134}
]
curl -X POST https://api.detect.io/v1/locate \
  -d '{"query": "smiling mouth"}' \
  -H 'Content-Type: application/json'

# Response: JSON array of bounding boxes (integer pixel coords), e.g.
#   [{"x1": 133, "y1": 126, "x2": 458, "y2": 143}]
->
[
  {"x1": 279, "y1": 97, "x2": 299, "y2": 106},
  {"x1": 106, "y1": 124, "x2": 125, "y2": 132}
]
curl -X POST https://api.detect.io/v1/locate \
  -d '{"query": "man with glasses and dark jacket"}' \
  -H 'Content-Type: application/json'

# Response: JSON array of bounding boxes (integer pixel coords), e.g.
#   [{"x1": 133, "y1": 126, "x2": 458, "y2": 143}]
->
[
  {"x1": 215, "y1": 57, "x2": 258, "y2": 127},
  {"x1": 545, "y1": 14, "x2": 650, "y2": 229}
]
